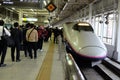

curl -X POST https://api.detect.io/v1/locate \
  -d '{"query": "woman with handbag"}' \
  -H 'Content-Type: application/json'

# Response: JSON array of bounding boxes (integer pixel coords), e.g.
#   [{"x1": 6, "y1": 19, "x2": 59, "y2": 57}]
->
[{"x1": 0, "y1": 20, "x2": 11, "y2": 67}]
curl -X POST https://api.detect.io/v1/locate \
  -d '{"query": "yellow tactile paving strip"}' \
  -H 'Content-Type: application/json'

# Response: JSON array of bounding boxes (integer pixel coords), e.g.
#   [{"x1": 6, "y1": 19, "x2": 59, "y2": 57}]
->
[{"x1": 36, "y1": 42, "x2": 55, "y2": 80}]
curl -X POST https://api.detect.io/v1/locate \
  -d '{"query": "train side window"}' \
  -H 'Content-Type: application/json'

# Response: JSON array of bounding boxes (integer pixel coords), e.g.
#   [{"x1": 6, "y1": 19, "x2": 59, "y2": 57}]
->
[
  {"x1": 84, "y1": 26, "x2": 94, "y2": 32},
  {"x1": 73, "y1": 24, "x2": 94, "y2": 32},
  {"x1": 72, "y1": 24, "x2": 81, "y2": 31}
]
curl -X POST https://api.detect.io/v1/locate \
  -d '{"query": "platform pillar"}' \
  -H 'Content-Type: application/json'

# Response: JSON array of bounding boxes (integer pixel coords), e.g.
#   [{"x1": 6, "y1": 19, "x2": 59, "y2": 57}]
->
[
  {"x1": 116, "y1": 0, "x2": 120, "y2": 61},
  {"x1": 89, "y1": 3, "x2": 92, "y2": 24},
  {"x1": 19, "y1": 9, "x2": 23, "y2": 25}
]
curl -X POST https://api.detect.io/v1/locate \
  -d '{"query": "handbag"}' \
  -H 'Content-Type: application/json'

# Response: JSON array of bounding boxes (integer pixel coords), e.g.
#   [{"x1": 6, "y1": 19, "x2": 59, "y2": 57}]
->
[
  {"x1": 2, "y1": 35, "x2": 15, "y2": 47},
  {"x1": 2, "y1": 27, "x2": 15, "y2": 47}
]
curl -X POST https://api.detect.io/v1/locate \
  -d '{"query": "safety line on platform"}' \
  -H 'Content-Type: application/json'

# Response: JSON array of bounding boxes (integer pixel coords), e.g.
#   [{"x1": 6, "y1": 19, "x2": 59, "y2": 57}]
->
[{"x1": 36, "y1": 42, "x2": 55, "y2": 80}]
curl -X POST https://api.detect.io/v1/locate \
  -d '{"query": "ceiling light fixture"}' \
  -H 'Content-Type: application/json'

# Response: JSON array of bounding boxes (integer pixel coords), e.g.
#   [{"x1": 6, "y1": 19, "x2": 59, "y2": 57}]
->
[
  {"x1": 12, "y1": 7, "x2": 15, "y2": 10},
  {"x1": 43, "y1": 0, "x2": 47, "y2": 6},
  {"x1": 30, "y1": 9, "x2": 34, "y2": 11}
]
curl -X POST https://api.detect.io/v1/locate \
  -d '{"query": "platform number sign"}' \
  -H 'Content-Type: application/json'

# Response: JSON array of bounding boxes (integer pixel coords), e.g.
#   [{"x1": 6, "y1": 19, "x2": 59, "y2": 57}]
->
[{"x1": 45, "y1": 2, "x2": 56, "y2": 12}]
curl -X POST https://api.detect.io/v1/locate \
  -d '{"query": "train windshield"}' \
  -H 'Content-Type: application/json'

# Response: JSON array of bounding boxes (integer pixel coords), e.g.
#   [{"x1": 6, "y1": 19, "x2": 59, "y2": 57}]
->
[{"x1": 73, "y1": 22, "x2": 94, "y2": 32}]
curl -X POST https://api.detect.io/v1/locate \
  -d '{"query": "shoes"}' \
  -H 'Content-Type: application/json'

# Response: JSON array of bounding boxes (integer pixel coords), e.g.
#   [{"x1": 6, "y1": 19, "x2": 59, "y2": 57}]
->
[
  {"x1": 0, "y1": 64, "x2": 6, "y2": 67},
  {"x1": 16, "y1": 59, "x2": 21, "y2": 62},
  {"x1": 34, "y1": 56, "x2": 37, "y2": 59},
  {"x1": 38, "y1": 49, "x2": 43, "y2": 52},
  {"x1": 30, "y1": 56, "x2": 33, "y2": 59},
  {"x1": 40, "y1": 49, "x2": 43, "y2": 52},
  {"x1": 12, "y1": 60, "x2": 15, "y2": 62}
]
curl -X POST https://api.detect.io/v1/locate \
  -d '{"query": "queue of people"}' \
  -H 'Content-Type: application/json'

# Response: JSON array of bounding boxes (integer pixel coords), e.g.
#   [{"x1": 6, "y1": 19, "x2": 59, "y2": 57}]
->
[{"x1": 0, "y1": 19, "x2": 63, "y2": 67}]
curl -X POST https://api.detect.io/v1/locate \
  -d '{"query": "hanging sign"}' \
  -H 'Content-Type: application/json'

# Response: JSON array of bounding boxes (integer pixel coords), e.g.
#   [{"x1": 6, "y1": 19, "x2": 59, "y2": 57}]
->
[{"x1": 45, "y1": 2, "x2": 56, "y2": 12}]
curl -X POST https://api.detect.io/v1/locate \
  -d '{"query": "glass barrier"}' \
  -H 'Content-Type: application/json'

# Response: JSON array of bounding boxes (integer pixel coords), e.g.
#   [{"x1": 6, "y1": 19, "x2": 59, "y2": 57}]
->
[
  {"x1": 57, "y1": 36, "x2": 85, "y2": 80},
  {"x1": 65, "y1": 53, "x2": 85, "y2": 80}
]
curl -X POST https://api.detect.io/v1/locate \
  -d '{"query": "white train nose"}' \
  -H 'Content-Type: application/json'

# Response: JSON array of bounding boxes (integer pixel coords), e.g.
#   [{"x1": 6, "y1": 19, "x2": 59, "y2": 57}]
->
[{"x1": 79, "y1": 47, "x2": 107, "y2": 58}]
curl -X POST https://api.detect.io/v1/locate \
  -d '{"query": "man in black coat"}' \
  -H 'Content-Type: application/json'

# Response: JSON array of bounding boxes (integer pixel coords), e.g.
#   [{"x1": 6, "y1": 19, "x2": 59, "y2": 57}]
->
[
  {"x1": 53, "y1": 27, "x2": 59, "y2": 44},
  {"x1": 11, "y1": 22, "x2": 22, "y2": 62}
]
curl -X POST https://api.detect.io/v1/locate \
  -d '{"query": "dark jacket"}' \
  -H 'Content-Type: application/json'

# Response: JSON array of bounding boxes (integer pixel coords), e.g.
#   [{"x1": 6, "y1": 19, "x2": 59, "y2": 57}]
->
[
  {"x1": 11, "y1": 28, "x2": 22, "y2": 44},
  {"x1": 22, "y1": 28, "x2": 28, "y2": 43}
]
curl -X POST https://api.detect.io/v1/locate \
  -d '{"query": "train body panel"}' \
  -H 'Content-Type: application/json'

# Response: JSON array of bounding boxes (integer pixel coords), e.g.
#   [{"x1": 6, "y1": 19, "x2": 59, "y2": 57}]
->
[{"x1": 63, "y1": 22, "x2": 107, "y2": 61}]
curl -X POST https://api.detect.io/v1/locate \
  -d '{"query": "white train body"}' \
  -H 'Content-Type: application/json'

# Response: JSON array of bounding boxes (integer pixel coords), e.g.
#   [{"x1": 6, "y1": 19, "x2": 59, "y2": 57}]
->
[{"x1": 63, "y1": 22, "x2": 107, "y2": 61}]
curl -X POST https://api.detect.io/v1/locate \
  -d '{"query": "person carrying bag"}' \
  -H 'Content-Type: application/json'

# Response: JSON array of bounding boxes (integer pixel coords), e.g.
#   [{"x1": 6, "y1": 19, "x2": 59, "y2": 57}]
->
[
  {"x1": 0, "y1": 20, "x2": 11, "y2": 67},
  {"x1": 26, "y1": 24, "x2": 38, "y2": 59}
]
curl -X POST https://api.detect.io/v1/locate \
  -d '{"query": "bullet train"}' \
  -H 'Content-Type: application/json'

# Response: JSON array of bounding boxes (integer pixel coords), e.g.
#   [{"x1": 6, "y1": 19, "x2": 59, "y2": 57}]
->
[{"x1": 63, "y1": 22, "x2": 107, "y2": 61}]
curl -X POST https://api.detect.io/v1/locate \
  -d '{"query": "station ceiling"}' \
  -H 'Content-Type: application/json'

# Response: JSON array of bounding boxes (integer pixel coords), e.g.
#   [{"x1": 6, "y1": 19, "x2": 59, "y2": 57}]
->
[{"x1": 0, "y1": 0, "x2": 95, "y2": 24}]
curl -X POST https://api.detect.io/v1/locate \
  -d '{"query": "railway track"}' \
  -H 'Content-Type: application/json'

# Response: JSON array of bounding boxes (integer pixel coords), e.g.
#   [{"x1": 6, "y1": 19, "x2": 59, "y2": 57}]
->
[{"x1": 76, "y1": 58, "x2": 120, "y2": 80}]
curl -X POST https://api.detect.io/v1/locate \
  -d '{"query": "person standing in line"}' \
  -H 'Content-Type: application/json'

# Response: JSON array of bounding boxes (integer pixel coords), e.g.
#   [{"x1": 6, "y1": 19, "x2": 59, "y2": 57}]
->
[
  {"x1": 22, "y1": 23, "x2": 30, "y2": 57},
  {"x1": 37, "y1": 26, "x2": 44, "y2": 51},
  {"x1": 53, "y1": 27, "x2": 59, "y2": 44},
  {"x1": 10, "y1": 22, "x2": 22, "y2": 62},
  {"x1": 26, "y1": 24, "x2": 38, "y2": 59},
  {"x1": 0, "y1": 20, "x2": 11, "y2": 67}
]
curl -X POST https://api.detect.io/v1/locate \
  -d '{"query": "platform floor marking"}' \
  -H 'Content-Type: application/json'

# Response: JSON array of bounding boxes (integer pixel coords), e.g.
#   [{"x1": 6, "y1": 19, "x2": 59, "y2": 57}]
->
[{"x1": 36, "y1": 42, "x2": 55, "y2": 80}]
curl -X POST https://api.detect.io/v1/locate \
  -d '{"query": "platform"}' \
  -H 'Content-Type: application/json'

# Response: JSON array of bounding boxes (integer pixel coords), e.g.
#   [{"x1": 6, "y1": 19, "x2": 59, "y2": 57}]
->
[{"x1": 0, "y1": 41, "x2": 65, "y2": 80}]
